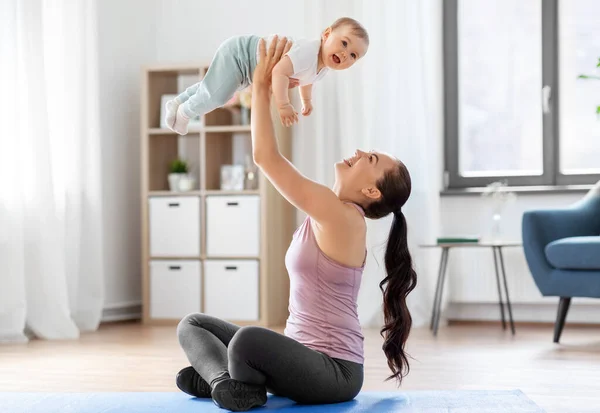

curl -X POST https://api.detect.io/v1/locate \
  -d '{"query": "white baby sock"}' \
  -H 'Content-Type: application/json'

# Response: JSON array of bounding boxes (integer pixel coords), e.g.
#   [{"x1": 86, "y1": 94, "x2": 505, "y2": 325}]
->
[
  {"x1": 164, "y1": 98, "x2": 180, "y2": 131},
  {"x1": 173, "y1": 104, "x2": 191, "y2": 135}
]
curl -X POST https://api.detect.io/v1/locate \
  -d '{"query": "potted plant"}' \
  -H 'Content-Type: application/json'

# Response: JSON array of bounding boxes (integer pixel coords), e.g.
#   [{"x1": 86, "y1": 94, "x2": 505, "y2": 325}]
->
[
  {"x1": 578, "y1": 57, "x2": 600, "y2": 115},
  {"x1": 168, "y1": 158, "x2": 194, "y2": 192}
]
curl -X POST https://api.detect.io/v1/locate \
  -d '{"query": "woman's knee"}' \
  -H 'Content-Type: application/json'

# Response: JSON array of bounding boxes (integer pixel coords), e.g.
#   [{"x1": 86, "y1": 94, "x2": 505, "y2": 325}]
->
[
  {"x1": 176, "y1": 312, "x2": 208, "y2": 340},
  {"x1": 227, "y1": 326, "x2": 265, "y2": 360}
]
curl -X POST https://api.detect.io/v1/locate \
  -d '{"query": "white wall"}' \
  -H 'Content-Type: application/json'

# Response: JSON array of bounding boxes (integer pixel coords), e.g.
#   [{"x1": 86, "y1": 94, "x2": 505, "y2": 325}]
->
[
  {"x1": 96, "y1": 0, "x2": 600, "y2": 325},
  {"x1": 441, "y1": 193, "x2": 581, "y2": 303},
  {"x1": 97, "y1": 0, "x2": 157, "y2": 318},
  {"x1": 153, "y1": 0, "x2": 306, "y2": 64},
  {"x1": 96, "y1": 0, "x2": 305, "y2": 318},
  {"x1": 440, "y1": 192, "x2": 600, "y2": 324}
]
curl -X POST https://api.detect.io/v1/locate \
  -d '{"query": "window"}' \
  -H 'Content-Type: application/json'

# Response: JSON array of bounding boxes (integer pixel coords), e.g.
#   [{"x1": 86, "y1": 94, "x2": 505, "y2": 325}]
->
[{"x1": 444, "y1": 0, "x2": 600, "y2": 188}]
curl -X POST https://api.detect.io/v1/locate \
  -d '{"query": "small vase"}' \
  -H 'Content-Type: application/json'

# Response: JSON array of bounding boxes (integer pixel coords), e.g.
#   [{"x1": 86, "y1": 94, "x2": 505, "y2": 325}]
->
[{"x1": 490, "y1": 213, "x2": 502, "y2": 242}]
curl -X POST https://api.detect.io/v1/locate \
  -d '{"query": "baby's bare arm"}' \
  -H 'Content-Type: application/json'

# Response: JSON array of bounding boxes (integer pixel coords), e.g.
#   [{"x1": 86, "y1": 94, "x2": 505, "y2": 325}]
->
[
  {"x1": 272, "y1": 56, "x2": 294, "y2": 107},
  {"x1": 299, "y1": 84, "x2": 313, "y2": 102}
]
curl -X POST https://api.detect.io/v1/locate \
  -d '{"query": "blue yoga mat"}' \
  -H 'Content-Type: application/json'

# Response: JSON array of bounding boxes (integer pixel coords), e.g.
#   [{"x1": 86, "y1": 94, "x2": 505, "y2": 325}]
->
[{"x1": 0, "y1": 390, "x2": 545, "y2": 413}]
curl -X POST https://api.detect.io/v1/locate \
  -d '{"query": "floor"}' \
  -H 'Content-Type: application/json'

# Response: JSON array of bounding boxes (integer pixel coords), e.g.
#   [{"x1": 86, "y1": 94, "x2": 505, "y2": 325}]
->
[{"x1": 1, "y1": 321, "x2": 599, "y2": 413}]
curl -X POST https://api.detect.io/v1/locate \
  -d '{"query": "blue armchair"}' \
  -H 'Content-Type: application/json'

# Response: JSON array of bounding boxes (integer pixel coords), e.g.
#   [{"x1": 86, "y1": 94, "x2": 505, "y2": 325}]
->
[{"x1": 522, "y1": 182, "x2": 600, "y2": 343}]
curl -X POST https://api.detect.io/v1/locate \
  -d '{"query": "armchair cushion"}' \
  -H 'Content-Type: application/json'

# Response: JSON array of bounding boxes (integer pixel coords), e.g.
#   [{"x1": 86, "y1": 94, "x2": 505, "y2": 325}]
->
[{"x1": 545, "y1": 236, "x2": 600, "y2": 270}]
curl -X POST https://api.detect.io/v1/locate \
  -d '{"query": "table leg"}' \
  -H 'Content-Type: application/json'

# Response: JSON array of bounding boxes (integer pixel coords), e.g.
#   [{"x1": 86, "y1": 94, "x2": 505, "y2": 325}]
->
[
  {"x1": 430, "y1": 248, "x2": 447, "y2": 330},
  {"x1": 492, "y1": 247, "x2": 506, "y2": 330},
  {"x1": 498, "y1": 247, "x2": 516, "y2": 335},
  {"x1": 432, "y1": 248, "x2": 449, "y2": 336}
]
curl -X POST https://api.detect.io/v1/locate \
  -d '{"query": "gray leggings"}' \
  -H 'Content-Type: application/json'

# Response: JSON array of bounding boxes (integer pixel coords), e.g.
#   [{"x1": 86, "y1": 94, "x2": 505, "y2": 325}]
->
[{"x1": 177, "y1": 313, "x2": 364, "y2": 404}]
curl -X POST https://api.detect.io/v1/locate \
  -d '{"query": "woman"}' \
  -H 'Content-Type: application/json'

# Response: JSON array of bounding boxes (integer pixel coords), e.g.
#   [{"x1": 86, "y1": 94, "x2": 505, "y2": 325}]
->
[{"x1": 175, "y1": 36, "x2": 417, "y2": 412}]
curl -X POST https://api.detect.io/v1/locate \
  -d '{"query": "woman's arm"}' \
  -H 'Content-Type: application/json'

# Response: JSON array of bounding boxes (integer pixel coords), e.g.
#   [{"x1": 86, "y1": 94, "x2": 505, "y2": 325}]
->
[{"x1": 251, "y1": 37, "x2": 348, "y2": 225}]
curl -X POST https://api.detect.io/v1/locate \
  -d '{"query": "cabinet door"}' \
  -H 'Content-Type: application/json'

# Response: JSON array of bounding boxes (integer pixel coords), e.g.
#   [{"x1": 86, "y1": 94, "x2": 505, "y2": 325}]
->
[
  {"x1": 149, "y1": 197, "x2": 200, "y2": 257},
  {"x1": 150, "y1": 260, "x2": 201, "y2": 319},
  {"x1": 204, "y1": 260, "x2": 258, "y2": 321},
  {"x1": 206, "y1": 196, "x2": 260, "y2": 257}
]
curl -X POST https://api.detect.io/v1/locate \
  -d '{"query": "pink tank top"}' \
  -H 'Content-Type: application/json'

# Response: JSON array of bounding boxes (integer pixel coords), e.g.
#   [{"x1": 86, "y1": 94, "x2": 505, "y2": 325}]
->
[{"x1": 283, "y1": 203, "x2": 365, "y2": 364}]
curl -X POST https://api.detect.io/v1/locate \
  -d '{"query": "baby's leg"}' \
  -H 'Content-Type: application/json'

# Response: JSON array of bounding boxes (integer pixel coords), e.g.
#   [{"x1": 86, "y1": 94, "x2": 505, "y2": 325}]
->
[
  {"x1": 171, "y1": 41, "x2": 246, "y2": 135},
  {"x1": 175, "y1": 82, "x2": 200, "y2": 105},
  {"x1": 164, "y1": 99, "x2": 180, "y2": 131},
  {"x1": 163, "y1": 83, "x2": 201, "y2": 131}
]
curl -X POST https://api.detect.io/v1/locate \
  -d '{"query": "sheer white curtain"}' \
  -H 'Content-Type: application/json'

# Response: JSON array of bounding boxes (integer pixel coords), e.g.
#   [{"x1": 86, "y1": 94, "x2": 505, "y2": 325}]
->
[
  {"x1": 295, "y1": 0, "x2": 444, "y2": 327},
  {"x1": 0, "y1": 0, "x2": 104, "y2": 342}
]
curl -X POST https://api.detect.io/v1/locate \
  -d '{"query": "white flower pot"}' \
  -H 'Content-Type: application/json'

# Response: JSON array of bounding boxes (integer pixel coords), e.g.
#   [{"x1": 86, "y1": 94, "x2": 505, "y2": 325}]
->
[
  {"x1": 178, "y1": 175, "x2": 196, "y2": 192},
  {"x1": 168, "y1": 173, "x2": 185, "y2": 192}
]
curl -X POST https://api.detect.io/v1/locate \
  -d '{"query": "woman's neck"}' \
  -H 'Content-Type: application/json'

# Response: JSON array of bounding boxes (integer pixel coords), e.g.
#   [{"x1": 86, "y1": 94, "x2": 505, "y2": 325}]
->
[
  {"x1": 333, "y1": 184, "x2": 361, "y2": 206},
  {"x1": 332, "y1": 181, "x2": 343, "y2": 198}
]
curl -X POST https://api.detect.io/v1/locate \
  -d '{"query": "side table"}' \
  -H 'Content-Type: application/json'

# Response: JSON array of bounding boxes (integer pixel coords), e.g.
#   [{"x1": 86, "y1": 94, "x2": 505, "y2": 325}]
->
[{"x1": 420, "y1": 241, "x2": 521, "y2": 336}]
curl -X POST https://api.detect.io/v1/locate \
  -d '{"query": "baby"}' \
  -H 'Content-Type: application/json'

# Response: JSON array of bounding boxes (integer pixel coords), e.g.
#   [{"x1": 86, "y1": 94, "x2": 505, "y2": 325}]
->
[{"x1": 165, "y1": 17, "x2": 369, "y2": 135}]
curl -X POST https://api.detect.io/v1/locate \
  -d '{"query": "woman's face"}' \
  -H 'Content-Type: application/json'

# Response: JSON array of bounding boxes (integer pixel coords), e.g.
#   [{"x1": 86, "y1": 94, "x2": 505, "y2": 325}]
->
[{"x1": 334, "y1": 149, "x2": 398, "y2": 199}]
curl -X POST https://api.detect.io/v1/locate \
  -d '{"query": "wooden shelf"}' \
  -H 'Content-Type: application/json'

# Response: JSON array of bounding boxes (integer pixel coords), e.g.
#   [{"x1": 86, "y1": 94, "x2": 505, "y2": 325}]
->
[
  {"x1": 148, "y1": 128, "x2": 200, "y2": 135},
  {"x1": 141, "y1": 64, "x2": 293, "y2": 328},
  {"x1": 203, "y1": 189, "x2": 259, "y2": 195},
  {"x1": 148, "y1": 191, "x2": 202, "y2": 197},
  {"x1": 149, "y1": 256, "x2": 202, "y2": 260},
  {"x1": 147, "y1": 190, "x2": 260, "y2": 197},
  {"x1": 142, "y1": 62, "x2": 209, "y2": 73},
  {"x1": 148, "y1": 125, "x2": 251, "y2": 135},
  {"x1": 202, "y1": 255, "x2": 261, "y2": 260}
]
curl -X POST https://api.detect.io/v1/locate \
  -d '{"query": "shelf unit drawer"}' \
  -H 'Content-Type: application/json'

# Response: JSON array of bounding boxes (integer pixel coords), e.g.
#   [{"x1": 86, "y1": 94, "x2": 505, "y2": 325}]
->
[
  {"x1": 149, "y1": 196, "x2": 200, "y2": 257},
  {"x1": 204, "y1": 260, "x2": 259, "y2": 321},
  {"x1": 206, "y1": 195, "x2": 260, "y2": 257},
  {"x1": 150, "y1": 260, "x2": 201, "y2": 319}
]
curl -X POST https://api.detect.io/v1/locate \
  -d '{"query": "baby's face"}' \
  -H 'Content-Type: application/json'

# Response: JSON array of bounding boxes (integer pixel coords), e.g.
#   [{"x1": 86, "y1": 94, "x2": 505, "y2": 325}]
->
[{"x1": 321, "y1": 26, "x2": 368, "y2": 70}]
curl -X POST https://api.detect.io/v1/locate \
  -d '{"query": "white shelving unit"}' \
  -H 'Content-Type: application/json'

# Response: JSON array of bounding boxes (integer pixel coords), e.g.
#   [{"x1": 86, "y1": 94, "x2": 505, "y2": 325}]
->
[{"x1": 140, "y1": 63, "x2": 295, "y2": 327}]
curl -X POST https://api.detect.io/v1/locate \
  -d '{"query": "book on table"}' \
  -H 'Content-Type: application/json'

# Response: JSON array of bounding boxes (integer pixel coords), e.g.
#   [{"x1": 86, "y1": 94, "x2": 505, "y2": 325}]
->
[{"x1": 436, "y1": 236, "x2": 480, "y2": 244}]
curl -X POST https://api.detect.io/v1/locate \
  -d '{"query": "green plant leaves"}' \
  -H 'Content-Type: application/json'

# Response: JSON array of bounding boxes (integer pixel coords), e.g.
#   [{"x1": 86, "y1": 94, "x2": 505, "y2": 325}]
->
[
  {"x1": 169, "y1": 158, "x2": 188, "y2": 174},
  {"x1": 578, "y1": 58, "x2": 600, "y2": 116}
]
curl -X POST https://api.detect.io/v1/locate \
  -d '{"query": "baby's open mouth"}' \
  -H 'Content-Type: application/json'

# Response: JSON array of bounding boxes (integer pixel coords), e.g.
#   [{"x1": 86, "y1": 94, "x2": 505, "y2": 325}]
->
[{"x1": 333, "y1": 54, "x2": 340, "y2": 64}]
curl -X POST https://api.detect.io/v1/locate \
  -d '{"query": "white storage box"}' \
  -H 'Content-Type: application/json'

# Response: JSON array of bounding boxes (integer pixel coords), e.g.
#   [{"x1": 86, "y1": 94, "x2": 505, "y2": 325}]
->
[
  {"x1": 204, "y1": 259, "x2": 259, "y2": 320},
  {"x1": 149, "y1": 196, "x2": 200, "y2": 257},
  {"x1": 150, "y1": 260, "x2": 201, "y2": 319},
  {"x1": 206, "y1": 195, "x2": 260, "y2": 257}
]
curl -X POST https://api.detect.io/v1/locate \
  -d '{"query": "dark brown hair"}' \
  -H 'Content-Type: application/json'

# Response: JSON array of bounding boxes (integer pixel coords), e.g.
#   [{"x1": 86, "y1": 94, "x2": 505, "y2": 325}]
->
[
  {"x1": 363, "y1": 161, "x2": 416, "y2": 386},
  {"x1": 330, "y1": 17, "x2": 370, "y2": 46}
]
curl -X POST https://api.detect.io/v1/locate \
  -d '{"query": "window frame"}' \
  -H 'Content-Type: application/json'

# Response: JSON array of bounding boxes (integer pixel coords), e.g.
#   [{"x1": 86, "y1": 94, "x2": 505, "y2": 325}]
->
[{"x1": 443, "y1": 0, "x2": 600, "y2": 189}]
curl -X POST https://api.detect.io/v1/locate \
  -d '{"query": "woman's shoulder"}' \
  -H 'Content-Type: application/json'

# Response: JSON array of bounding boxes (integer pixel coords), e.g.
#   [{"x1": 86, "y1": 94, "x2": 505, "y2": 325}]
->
[
  {"x1": 343, "y1": 202, "x2": 366, "y2": 217},
  {"x1": 314, "y1": 202, "x2": 365, "y2": 236}
]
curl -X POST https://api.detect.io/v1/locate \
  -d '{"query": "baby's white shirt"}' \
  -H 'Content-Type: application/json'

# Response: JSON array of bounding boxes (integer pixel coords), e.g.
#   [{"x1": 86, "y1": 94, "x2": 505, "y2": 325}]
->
[{"x1": 258, "y1": 36, "x2": 329, "y2": 86}]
